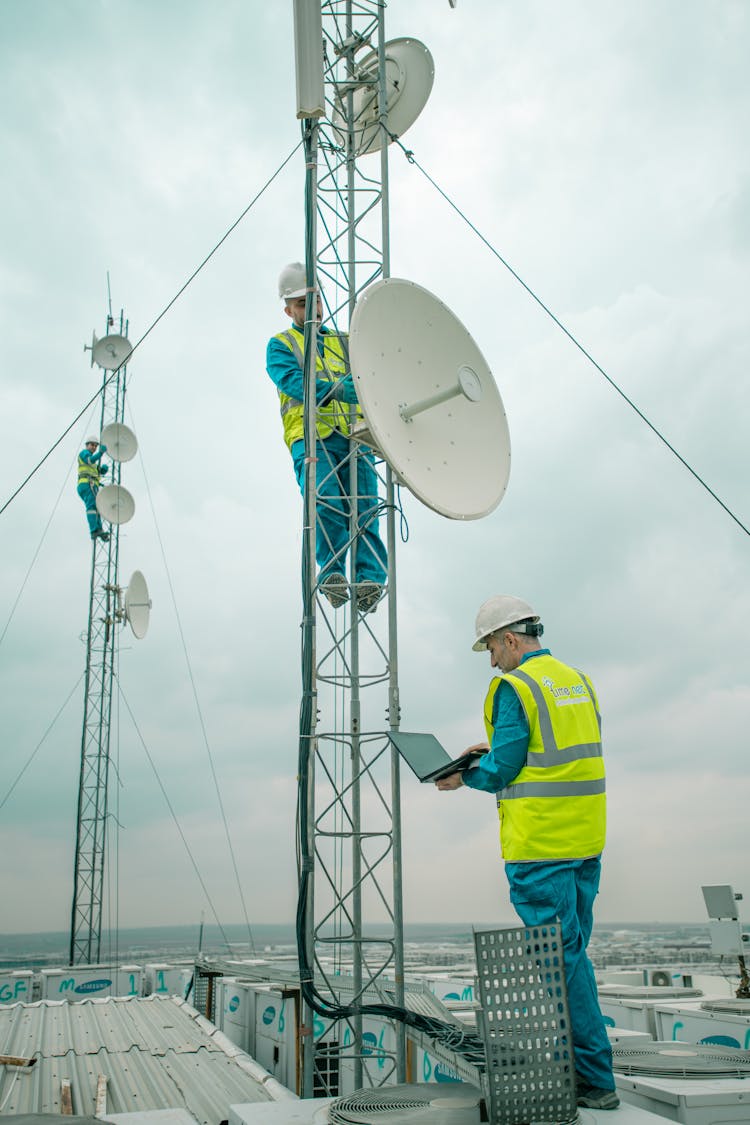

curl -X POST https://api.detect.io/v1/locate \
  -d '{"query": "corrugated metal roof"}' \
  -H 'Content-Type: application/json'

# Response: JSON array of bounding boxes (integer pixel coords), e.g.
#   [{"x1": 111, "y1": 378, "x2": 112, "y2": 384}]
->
[{"x1": 0, "y1": 996, "x2": 287, "y2": 1123}]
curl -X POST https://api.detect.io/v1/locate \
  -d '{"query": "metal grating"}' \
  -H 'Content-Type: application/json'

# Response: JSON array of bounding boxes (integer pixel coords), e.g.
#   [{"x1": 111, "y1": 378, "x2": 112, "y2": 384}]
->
[{"x1": 474, "y1": 924, "x2": 577, "y2": 1125}]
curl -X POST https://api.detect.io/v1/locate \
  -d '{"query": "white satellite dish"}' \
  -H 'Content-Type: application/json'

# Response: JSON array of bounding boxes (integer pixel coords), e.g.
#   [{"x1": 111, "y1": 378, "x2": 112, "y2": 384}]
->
[
  {"x1": 95, "y1": 484, "x2": 135, "y2": 525},
  {"x1": 331, "y1": 37, "x2": 434, "y2": 157},
  {"x1": 100, "y1": 422, "x2": 138, "y2": 463},
  {"x1": 90, "y1": 332, "x2": 132, "y2": 371},
  {"x1": 124, "y1": 570, "x2": 151, "y2": 639},
  {"x1": 349, "y1": 278, "x2": 511, "y2": 521}
]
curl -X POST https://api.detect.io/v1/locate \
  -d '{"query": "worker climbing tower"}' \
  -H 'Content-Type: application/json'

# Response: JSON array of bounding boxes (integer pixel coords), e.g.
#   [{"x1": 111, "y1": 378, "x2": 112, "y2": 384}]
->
[{"x1": 70, "y1": 302, "x2": 150, "y2": 965}]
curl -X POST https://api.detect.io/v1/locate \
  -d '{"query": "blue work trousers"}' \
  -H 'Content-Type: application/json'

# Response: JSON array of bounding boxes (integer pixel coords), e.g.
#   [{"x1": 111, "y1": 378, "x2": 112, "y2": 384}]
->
[
  {"x1": 291, "y1": 433, "x2": 387, "y2": 585},
  {"x1": 77, "y1": 483, "x2": 102, "y2": 536},
  {"x1": 505, "y1": 856, "x2": 615, "y2": 1092}
]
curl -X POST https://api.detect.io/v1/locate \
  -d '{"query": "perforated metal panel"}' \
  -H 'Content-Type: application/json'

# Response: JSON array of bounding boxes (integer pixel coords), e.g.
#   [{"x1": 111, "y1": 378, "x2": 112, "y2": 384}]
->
[{"x1": 474, "y1": 925, "x2": 577, "y2": 1125}]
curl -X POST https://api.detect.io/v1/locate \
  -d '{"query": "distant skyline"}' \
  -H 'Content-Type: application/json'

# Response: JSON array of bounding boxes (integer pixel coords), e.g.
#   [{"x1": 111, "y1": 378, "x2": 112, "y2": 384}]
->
[{"x1": 1, "y1": 1, "x2": 749, "y2": 935}]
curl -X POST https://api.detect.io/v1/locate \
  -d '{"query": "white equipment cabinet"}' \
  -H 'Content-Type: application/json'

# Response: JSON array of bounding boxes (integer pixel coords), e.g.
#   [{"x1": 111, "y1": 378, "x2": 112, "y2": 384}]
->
[
  {"x1": 654, "y1": 999, "x2": 750, "y2": 1051},
  {"x1": 40, "y1": 963, "x2": 142, "y2": 999},
  {"x1": 616, "y1": 1074, "x2": 750, "y2": 1124},
  {"x1": 598, "y1": 986, "x2": 705, "y2": 1037},
  {"x1": 0, "y1": 970, "x2": 34, "y2": 1005}
]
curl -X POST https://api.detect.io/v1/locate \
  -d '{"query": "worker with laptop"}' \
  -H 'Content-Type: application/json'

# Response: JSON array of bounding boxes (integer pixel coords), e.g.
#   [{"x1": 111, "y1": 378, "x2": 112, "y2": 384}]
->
[{"x1": 435, "y1": 594, "x2": 619, "y2": 1112}]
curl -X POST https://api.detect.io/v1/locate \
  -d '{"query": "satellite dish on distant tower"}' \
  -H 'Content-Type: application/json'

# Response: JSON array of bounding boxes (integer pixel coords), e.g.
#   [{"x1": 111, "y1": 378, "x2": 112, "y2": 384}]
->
[
  {"x1": 331, "y1": 37, "x2": 434, "y2": 156},
  {"x1": 95, "y1": 484, "x2": 135, "y2": 525},
  {"x1": 86, "y1": 332, "x2": 132, "y2": 370},
  {"x1": 100, "y1": 422, "x2": 138, "y2": 463},
  {"x1": 124, "y1": 570, "x2": 151, "y2": 639},
  {"x1": 349, "y1": 278, "x2": 511, "y2": 521}
]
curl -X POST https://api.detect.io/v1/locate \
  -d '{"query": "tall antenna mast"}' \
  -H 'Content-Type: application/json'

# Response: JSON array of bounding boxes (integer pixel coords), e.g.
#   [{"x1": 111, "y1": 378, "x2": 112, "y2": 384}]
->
[
  {"x1": 70, "y1": 303, "x2": 149, "y2": 964},
  {"x1": 293, "y1": 0, "x2": 435, "y2": 1097}
]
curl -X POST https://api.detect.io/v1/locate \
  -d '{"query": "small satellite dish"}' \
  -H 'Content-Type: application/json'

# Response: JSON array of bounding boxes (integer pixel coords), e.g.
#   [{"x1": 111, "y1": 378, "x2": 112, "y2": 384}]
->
[
  {"x1": 124, "y1": 570, "x2": 151, "y2": 639},
  {"x1": 91, "y1": 333, "x2": 132, "y2": 371},
  {"x1": 349, "y1": 278, "x2": 511, "y2": 521},
  {"x1": 95, "y1": 484, "x2": 135, "y2": 525},
  {"x1": 331, "y1": 37, "x2": 434, "y2": 157},
  {"x1": 100, "y1": 422, "x2": 138, "y2": 463}
]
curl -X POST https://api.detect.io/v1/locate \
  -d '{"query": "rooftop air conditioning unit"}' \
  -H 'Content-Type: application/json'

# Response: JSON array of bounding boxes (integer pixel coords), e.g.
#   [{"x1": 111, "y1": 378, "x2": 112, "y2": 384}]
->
[{"x1": 613, "y1": 1041, "x2": 750, "y2": 1124}]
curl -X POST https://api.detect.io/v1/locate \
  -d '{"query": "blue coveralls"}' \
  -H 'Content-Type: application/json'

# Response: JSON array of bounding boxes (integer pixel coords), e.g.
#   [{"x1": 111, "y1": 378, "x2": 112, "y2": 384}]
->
[
  {"x1": 77, "y1": 448, "x2": 109, "y2": 537},
  {"x1": 462, "y1": 648, "x2": 616, "y2": 1093},
  {"x1": 266, "y1": 328, "x2": 387, "y2": 586}
]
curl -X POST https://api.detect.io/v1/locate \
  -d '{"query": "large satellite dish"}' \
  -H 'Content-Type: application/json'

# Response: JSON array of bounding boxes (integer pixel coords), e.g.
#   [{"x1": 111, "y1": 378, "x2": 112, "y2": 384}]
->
[
  {"x1": 124, "y1": 570, "x2": 151, "y2": 639},
  {"x1": 331, "y1": 37, "x2": 434, "y2": 157},
  {"x1": 88, "y1": 332, "x2": 132, "y2": 371},
  {"x1": 349, "y1": 279, "x2": 510, "y2": 521},
  {"x1": 95, "y1": 484, "x2": 135, "y2": 525},
  {"x1": 100, "y1": 422, "x2": 138, "y2": 463}
]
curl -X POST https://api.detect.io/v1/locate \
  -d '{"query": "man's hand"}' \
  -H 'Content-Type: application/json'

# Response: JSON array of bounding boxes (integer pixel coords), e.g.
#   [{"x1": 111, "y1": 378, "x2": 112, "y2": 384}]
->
[
  {"x1": 435, "y1": 742, "x2": 489, "y2": 792},
  {"x1": 335, "y1": 374, "x2": 359, "y2": 405},
  {"x1": 463, "y1": 742, "x2": 489, "y2": 756},
  {"x1": 435, "y1": 772, "x2": 463, "y2": 791}
]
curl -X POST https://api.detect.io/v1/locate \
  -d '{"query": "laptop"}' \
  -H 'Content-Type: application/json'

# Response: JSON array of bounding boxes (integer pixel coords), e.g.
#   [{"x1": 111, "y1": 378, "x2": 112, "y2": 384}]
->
[{"x1": 388, "y1": 731, "x2": 484, "y2": 784}]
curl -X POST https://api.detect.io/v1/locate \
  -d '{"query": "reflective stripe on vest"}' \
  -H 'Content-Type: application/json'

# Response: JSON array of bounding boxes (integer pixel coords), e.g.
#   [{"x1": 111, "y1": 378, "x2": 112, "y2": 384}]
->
[
  {"x1": 484, "y1": 653, "x2": 606, "y2": 862},
  {"x1": 502, "y1": 666, "x2": 602, "y2": 770},
  {"x1": 275, "y1": 327, "x2": 359, "y2": 451},
  {"x1": 77, "y1": 454, "x2": 100, "y2": 487}
]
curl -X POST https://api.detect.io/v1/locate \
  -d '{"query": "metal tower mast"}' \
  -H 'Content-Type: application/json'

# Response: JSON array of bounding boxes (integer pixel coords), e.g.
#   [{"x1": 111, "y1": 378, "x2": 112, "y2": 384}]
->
[
  {"x1": 69, "y1": 310, "x2": 130, "y2": 965},
  {"x1": 296, "y1": 1, "x2": 406, "y2": 1097}
]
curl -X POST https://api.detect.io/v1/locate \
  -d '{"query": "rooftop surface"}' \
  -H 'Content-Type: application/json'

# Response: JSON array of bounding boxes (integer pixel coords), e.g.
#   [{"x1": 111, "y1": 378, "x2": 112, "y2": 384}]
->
[{"x1": 0, "y1": 996, "x2": 288, "y2": 1122}]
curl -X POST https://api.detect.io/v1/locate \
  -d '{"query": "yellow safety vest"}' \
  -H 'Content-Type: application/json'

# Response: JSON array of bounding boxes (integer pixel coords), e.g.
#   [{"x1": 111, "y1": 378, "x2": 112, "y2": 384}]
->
[
  {"x1": 274, "y1": 327, "x2": 362, "y2": 451},
  {"x1": 77, "y1": 453, "x2": 101, "y2": 488},
  {"x1": 483, "y1": 654, "x2": 606, "y2": 863}
]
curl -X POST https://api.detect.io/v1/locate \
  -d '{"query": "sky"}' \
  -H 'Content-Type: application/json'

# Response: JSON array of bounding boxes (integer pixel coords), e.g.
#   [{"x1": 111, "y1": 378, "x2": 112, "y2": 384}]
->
[{"x1": 0, "y1": 0, "x2": 748, "y2": 940}]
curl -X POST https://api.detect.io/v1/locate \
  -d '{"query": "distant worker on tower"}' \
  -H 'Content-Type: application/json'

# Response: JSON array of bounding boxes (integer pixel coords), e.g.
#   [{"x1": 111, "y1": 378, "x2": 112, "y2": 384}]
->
[
  {"x1": 77, "y1": 436, "x2": 110, "y2": 542},
  {"x1": 436, "y1": 595, "x2": 619, "y2": 1112},
  {"x1": 266, "y1": 262, "x2": 387, "y2": 612}
]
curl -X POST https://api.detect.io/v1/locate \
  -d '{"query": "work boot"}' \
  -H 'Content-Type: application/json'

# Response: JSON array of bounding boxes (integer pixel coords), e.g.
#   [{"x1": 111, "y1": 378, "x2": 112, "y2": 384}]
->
[
  {"x1": 320, "y1": 572, "x2": 349, "y2": 609},
  {"x1": 576, "y1": 1086, "x2": 620, "y2": 1110},
  {"x1": 356, "y1": 582, "x2": 383, "y2": 614}
]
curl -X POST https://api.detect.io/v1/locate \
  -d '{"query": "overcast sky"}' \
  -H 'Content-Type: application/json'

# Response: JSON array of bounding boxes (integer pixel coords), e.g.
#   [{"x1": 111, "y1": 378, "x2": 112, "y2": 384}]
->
[{"x1": 1, "y1": 1, "x2": 748, "y2": 941}]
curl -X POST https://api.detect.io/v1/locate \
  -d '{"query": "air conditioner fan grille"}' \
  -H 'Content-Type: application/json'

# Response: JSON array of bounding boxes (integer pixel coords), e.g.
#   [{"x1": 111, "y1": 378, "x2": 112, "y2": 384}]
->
[
  {"x1": 612, "y1": 1041, "x2": 750, "y2": 1078},
  {"x1": 327, "y1": 1083, "x2": 478, "y2": 1124},
  {"x1": 598, "y1": 986, "x2": 702, "y2": 1000},
  {"x1": 701, "y1": 998, "x2": 750, "y2": 1014}
]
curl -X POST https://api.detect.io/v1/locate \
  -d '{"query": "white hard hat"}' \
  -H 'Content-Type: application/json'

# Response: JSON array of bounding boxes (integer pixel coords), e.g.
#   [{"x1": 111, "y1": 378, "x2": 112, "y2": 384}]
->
[
  {"x1": 472, "y1": 594, "x2": 542, "y2": 651},
  {"x1": 278, "y1": 261, "x2": 309, "y2": 301},
  {"x1": 85, "y1": 436, "x2": 99, "y2": 445}
]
